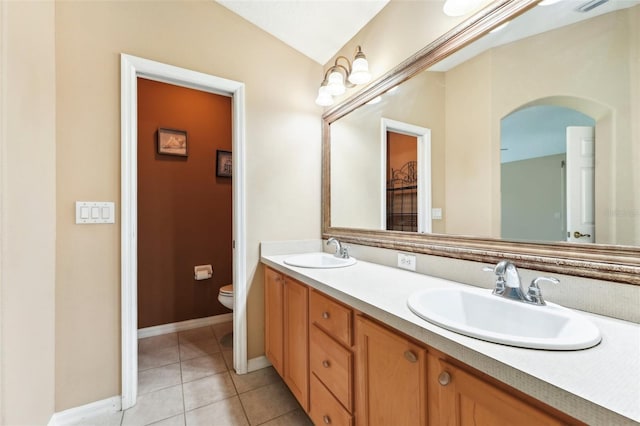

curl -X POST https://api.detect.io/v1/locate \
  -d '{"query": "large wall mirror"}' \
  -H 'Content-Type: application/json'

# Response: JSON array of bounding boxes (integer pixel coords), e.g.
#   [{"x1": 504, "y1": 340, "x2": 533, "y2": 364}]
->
[{"x1": 322, "y1": 0, "x2": 640, "y2": 284}]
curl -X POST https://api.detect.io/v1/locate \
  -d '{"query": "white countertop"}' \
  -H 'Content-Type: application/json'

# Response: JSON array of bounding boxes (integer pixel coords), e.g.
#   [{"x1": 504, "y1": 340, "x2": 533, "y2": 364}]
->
[{"x1": 261, "y1": 253, "x2": 640, "y2": 425}]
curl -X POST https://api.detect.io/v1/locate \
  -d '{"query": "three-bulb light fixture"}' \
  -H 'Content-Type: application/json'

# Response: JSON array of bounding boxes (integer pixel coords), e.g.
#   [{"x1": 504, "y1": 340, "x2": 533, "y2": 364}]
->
[{"x1": 315, "y1": 45, "x2": 372, "y2": 107}]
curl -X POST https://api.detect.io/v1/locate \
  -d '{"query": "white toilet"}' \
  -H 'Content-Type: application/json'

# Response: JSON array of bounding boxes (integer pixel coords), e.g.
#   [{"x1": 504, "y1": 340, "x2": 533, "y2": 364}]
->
[{"x1": 218, "y1": 284, "x2": 234, "y2": 310}]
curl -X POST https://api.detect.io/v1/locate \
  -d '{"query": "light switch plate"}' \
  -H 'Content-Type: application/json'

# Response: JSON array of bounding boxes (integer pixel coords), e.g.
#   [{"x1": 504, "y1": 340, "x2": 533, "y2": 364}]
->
[
  {"x1": 398, "y1": 253, "x2": 416, "y2": 271},
  {"x1": 432, "y1": 208, "x2": 443, "y2": 220},
  {"x1": 76, "y1": 201, "x2": 115, "y2": 224}
]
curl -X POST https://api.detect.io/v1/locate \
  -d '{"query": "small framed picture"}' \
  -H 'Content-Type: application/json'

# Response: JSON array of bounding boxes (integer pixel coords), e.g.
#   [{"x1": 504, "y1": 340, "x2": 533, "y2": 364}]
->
[
  {"x1": 157, "y1": 128, "x2": 188, "y2": 156},
  {"x1": 216, "y1": 150, "x2": 232, "y2": 177}
]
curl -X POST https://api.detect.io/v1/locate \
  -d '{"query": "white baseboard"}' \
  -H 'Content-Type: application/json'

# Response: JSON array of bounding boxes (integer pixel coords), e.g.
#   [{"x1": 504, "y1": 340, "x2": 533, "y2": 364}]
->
[
  {"x1": 48, "y1": 396, "x2": 121, "y2": 426},
  {"x1": 137, "y1": 313, "x2": 233, "y2": 339},
  {"x1": 247, "y1": 355, "x2": 271, "y2": 372}
]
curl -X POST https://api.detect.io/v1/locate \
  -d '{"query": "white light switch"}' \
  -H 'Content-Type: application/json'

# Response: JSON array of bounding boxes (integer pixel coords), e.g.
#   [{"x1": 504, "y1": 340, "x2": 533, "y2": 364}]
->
[
  {"x1": 432, "y1": 208, "x2": 443, "y2": 220},
  {"x1": 76, "y1": 201, "x2": 115, "y2": 224}
]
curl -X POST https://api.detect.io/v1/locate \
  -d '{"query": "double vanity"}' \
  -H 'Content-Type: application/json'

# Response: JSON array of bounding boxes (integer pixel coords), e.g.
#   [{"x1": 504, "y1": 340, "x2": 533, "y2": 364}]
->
[{"x1": 261, "y1": 242, "x2": 640, "y2": 425}]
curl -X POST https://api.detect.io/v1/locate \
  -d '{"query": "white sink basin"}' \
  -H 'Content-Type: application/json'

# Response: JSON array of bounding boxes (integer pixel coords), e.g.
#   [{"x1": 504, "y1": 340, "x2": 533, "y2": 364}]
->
[
  {"x1": 407, "y1": 287, "x2": 601, "y2": 350},
  {"x1": 284, "y1": 252, "x2": 357, "y2": 269}
]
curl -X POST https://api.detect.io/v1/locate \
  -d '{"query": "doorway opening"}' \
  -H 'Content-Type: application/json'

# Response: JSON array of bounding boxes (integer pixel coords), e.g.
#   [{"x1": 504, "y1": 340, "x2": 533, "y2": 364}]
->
[
  {"x1": 121, "y1": 54, "x2": 246, "y2": 410},
  {"x1": 380, "y1": 118, "x2": 432, "y2": 233},
  {"x1": 500, "y1": 104, "x2": 595, "y2": 243}
]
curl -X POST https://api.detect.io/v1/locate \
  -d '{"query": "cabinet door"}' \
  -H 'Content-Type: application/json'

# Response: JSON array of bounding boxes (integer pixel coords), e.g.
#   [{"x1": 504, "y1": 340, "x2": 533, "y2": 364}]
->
[
  {"x1": 264, "y1": 267, "x2": 284, "y2": 376},
  {"x1": 284, "y1": 277, "x2": 309, "y2": 411},
  {"x1": 355, "y1": 316, "x2": 427, "y2": 426},
  {"x1": 429, "y1": 355, "x2": 566, "y2": 426}
]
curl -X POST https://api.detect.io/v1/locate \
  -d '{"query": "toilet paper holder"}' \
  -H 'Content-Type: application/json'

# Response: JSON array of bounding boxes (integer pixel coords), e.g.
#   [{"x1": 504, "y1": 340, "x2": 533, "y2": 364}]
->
[{"x1": 194, "y1": 264, "x2": 213, "y2": 280}]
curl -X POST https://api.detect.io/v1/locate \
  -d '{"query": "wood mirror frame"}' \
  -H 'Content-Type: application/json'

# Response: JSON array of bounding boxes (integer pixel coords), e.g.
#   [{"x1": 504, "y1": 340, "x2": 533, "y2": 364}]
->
[{"x1": 321, "y1": 0, "x2": 640, "y2": 285}]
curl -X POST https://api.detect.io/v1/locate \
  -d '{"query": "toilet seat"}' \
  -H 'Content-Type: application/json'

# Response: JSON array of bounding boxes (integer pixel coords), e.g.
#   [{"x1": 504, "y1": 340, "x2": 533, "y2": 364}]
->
[{"x1": 218, "y1": 285, "x2": 234, "y2": 310}]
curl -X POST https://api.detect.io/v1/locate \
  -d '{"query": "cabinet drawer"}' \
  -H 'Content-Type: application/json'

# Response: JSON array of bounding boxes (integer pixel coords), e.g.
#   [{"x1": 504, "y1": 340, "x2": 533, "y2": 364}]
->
[
  {"x1": 310, "y1": 373, "x2": 353, "y2": 426},
  {"x1": 309, "y1": 290, "x2": 352, "y2": 347},
  {"x1": 310, "y1": 325, "x2": 353, "y2": 411}
]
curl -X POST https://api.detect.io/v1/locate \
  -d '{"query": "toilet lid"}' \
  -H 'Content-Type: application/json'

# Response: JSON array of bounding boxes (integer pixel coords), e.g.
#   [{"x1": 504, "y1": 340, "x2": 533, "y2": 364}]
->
[{"x1": 219, "y1": 284, "x2": 233, "y2": 295}]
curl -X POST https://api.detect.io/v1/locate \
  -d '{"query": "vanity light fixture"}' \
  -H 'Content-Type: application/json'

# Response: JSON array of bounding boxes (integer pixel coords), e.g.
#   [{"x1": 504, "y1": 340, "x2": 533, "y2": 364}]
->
[{"x1": 315, "y1": 46, "x2": 372, "y2": 106}]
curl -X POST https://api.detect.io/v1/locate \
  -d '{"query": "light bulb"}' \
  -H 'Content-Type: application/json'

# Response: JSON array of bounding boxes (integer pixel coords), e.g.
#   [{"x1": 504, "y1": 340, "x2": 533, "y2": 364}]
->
[
  {"x1": 349, "y1": 57, "x2": 371, "y2": 85},
  {"x1": 326, "y1": 70, "x2": 346, "y2": 96},
  {"x1": 315, "y1": 86, "x2": 333, "y2": 107}
]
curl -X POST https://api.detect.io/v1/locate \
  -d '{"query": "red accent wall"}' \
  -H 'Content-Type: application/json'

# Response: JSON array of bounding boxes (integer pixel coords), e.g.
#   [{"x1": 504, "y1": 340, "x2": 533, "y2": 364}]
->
[
  {"x1": 387, "y1": 131, "x2": 417, "y2": 178},
  {"x1": 137, "y1": 78, "x2": 232, "y2": 328}
]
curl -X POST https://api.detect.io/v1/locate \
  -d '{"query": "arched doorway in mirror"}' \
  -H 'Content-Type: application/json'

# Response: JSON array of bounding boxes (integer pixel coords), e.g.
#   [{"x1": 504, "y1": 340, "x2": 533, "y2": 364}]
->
[{"x1": 499, "y1": 96, "x2": 615, "y2": 245}]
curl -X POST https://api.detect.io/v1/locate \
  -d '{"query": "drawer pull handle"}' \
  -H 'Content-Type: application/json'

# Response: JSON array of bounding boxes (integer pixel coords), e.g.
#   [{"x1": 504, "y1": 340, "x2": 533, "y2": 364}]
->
[
  {"x1": 322, "y1": 360, "x2": 331, "y2": 368},
  {"x1": 322, "y1": 311, "x2": 330, "y2": 319},
  {"x1": 323, "y1": 415, "x2": 331, "y2": 424},
  {"x1": 438, "y1": 371, "x2": 451, "y2": 386},
  {"x1": 404, "y1": 350, "x2": 418, "y2": 363}
]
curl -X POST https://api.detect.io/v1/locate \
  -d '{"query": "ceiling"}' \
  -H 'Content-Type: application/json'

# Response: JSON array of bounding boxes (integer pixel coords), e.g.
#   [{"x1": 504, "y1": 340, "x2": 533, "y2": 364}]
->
[{"x1": 215, "y1": 0, "x2": 389, "y2": 65}]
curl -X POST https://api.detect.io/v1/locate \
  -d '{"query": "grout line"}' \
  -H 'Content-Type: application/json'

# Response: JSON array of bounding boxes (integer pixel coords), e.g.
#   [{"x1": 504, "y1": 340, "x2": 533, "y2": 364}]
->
[{"x1": 178, "y1": 336, "x2": 188, "y2": 422}]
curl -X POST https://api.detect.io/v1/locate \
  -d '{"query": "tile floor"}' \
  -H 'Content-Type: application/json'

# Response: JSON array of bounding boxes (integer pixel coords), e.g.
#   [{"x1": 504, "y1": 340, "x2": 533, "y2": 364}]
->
[{"x1": 72, "y1": 321, "x2": 312, "y2": 426}]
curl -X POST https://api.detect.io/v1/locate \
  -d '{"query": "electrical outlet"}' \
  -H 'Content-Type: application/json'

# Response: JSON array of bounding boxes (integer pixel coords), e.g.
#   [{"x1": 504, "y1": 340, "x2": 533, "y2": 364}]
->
[{"x1": 397, "y1": 253, "x2": 416, "y2": 271}]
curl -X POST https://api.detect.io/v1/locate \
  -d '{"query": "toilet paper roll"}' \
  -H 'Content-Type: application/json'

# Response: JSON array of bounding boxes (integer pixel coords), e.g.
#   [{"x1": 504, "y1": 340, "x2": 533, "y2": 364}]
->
[{"x1": 195, "y1": 270, "x2": 211, "y2": 280}]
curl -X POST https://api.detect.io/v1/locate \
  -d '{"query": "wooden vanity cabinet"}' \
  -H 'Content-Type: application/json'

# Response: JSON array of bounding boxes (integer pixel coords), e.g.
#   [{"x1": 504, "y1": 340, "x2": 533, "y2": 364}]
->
[
  {"x1": 264, "y1": 267, "x2": 284, "y2": 376},
  {"x1": 427, "y1": 353, "x2": 578, "y2": 426},
  {"x1": 308, "y1": 289, "x2": 355, "y2": 426},
  {"x1": 264, "y1": 267, "x2": 309, "y2": 411},
  {"x1": 355, "y1": 315, "x2": 427, "y2": 426}
]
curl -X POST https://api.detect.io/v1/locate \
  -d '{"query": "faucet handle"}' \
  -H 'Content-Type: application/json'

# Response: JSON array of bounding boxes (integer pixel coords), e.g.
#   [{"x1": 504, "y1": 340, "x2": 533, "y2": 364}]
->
[
  {"x1": 483, "y1": 265, "x2": 506, "y2": 295},
  {"x1": 527, "y1": 276, "x2": 559, "y2": 305}
]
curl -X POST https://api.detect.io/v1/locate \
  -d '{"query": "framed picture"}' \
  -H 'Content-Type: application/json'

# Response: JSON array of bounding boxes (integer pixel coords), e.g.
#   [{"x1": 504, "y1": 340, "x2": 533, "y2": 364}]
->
[
  {"x1": 157, "y1": 128, "x2": 188, "y2": 156},
  {"x1": 216, "y1": 150, "x2": 232, "y2": 177}
]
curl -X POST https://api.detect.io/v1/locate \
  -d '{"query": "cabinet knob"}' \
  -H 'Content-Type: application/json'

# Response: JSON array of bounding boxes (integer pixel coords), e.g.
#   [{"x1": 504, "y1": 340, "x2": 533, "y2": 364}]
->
[
  {"x1": 322, "y1": 311, "x2": 330, "y2": 319},
  {"x1": 404, "y1": 350, "x2": 418, "y2": 363},
  {"x1": 322, "y1": 360, "x2": 331, "y2": 368},
  {"x1": 438, "y1": 371, "x2": 451, "y2": 386},
  {"x1": 323, "y1": 415, "x2": 331, "y2": 424}
]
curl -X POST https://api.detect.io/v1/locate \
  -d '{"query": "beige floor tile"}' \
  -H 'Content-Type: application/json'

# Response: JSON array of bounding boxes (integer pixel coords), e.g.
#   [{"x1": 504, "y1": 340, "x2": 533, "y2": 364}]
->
[
  {"x1": 181, "y1": 353, "x2": 227, "y2": 383},
  {"x1": 138, "y1": 362, "x2": 182, "y2": 395},
  {"x1": 185, "y1": 396, "x2": 249, "y2": 426},
  {"x1": 222, "y1": 350, "x2": 234, "y2": 370},
  {"x1": 68, "y1": 410, "x2": 123, "y2": 426},
  {"x1": 179, "y1": 338, "x2": 220, "y2": 361},
  {"x1": 121, "y1": 384, "x2": 184, "y2": 426},
  {"x1": 139, "y1": 345, "x2": 181, "y2": 371},
  {"x1": 149, "y1": 414, "x2": 186, "y2": 426},
  {"x1": 259, "y1": 409, "x2": 313, "y2": 426},
  {"x1": 139, "y1": 333, "x2": 179, "y2": 353},
  {"x1": 239, "y1": 381, "x2": 300, "y2": 425},
  {"x1": 212, "y1": 322, "x2": 233, "y2": 349},
  {"x1": 178, "y1": 326, "x2": 215, "y2": 344},
  {"x1": 183, "y1": 372, "x2": 237, "y2": 411},
  {"x1": 231, "y1": 366, "x2": 281, "y2": 394}
]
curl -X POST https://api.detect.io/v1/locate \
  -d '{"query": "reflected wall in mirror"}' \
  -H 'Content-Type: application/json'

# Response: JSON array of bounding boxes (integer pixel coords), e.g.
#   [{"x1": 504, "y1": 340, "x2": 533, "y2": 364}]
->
[{"x1": 329, "y1": 0, "x2": 639, "y2": 247}]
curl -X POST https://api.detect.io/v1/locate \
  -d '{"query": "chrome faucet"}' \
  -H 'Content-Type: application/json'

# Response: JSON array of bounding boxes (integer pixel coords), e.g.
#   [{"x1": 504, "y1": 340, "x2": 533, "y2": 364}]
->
[
  {"x1": 326, "y1": 237, "x2": 350, "y2": 259},
  {"x1": 483, "y1": 260, "x2": 559, "y2": 306}
]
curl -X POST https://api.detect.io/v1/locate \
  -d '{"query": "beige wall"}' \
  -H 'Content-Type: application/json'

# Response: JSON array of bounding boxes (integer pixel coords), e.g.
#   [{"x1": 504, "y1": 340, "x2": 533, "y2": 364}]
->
[
  {"x1": 0, "y1": 0, "x2": 57, "y2": 424},
  {"x1": 55, "y1": 0, "x2": 320, "y2": 410},
  {"x1": 445, "y1": 52, "x2": 494, "y2": 237}
]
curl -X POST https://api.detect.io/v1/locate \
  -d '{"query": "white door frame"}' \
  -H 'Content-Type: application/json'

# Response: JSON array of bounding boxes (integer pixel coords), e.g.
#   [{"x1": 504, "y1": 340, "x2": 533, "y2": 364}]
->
[
  {"x1": 120, "y1": 54, "x2": 247, "y2": 410},
  {"x1": 380, "y1": 118, "x2": 432, "y2": 233}
]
